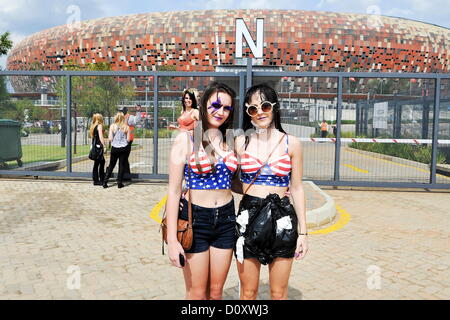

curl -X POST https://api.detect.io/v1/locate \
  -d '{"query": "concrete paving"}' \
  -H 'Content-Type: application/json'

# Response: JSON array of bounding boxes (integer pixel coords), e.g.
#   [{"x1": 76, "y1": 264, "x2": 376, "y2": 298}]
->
[{"x1": 0, "y1": 177, "x2": 449, "y2": 300}]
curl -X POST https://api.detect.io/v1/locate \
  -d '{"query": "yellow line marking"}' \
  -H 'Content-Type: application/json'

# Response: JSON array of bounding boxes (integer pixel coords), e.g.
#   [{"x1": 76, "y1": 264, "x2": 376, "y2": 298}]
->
[
  {"x1": 346, "y1": 148, "x2": 450, "y2": 180},
  {"x1": 149, "y1": 195, "x2": 167, "y2": 224},
  {"x1": 343, "y1": 164, "x2": 369, "y2": 173},
  {"x1": 310, "y1": 204, "x2": 351, "y2": 235}
]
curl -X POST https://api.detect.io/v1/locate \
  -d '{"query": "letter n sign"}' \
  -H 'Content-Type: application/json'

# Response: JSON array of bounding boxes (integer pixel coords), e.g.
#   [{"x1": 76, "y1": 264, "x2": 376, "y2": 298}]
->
[{"x1": 235, "y1": 18, "x2": 264, "y2": 59}]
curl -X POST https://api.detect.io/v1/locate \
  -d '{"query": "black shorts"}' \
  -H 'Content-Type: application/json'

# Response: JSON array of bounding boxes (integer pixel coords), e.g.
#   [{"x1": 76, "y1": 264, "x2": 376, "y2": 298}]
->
[
  {"x1": 179, "y1": 197, "x2": 237, "y2": 254},
  {"x1": 234, "y1": 193, "x2": 298, "y2": 265}
]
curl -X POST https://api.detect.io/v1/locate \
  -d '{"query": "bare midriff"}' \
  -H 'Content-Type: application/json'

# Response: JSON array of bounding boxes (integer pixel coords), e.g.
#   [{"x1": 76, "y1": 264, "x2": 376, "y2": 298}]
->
[
  {"x1": 242, "y1": 183, "x2": 289, "y2": 199},
  {"x1": 187, "y1": 189, "x2": 233, "y2": 208}
]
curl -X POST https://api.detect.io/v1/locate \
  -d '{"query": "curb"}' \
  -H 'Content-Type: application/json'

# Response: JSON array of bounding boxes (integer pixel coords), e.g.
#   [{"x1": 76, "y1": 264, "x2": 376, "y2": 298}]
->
[
  {"x1": 305, "y1": 181, "x2": 337, "y2": 228},
  {"x1": 436, "y1": 164, "x2": 450, "y2": 176}
]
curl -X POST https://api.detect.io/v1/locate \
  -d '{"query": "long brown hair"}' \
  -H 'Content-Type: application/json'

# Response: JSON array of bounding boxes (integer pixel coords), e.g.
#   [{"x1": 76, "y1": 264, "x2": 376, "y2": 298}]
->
[
  {"x1": 192, "y1": 82, "x2": 236, "y2": 173},
  {"x1": 113, "y1": 112, "x2": 129, "y2": 133},
  {"x1": 89, "y1": 113, "x2": 104, "y2": 138}
]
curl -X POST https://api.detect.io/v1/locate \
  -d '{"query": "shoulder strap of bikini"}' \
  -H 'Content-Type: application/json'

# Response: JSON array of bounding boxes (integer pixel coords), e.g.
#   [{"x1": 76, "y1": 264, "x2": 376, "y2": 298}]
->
[{"x1": 286, "y1": 134, "x2": 289, "y2": 153}]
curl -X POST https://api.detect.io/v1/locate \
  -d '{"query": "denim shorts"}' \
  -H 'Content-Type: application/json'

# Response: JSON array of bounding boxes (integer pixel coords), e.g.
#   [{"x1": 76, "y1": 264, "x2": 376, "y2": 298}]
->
[{"x1": 179, "y1": 197, "x2": 237, "y2": 254}]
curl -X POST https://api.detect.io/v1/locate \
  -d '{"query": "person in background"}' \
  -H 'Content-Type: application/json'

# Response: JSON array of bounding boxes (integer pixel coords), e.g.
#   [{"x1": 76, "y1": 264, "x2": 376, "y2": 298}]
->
[
  {"x1": 190, "y1": 88, "x2": 201, "y2": 108},
  {"x1": 332, "y1": 124, "x2": 337, "y2": 137},
  {"x1": 168, "y1": 88, "x2": 200, "y2": 132},
  {"x1": 103, "y1": 112, "x2": 131, "y2": 189},
  {"x1": 320, "y1": 120, "x2": 328, "y2": 138},
  {"x1": 89, "y1": 113, "x2": 106, "y2": 185},
  {"x1": 118, "y1": 105, "x2": 142, "y2": 181}
]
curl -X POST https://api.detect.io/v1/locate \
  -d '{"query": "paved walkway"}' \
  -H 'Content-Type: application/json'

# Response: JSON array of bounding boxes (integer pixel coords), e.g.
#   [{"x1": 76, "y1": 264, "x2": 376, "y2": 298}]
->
[{"x1": 0, "y1": 178, "x2": 449, "y2": 300}]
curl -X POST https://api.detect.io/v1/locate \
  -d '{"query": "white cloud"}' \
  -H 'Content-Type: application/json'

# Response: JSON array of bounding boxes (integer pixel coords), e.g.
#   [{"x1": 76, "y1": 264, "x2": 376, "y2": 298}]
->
[
  {"x1": 385, "y1": 7, "x2": 414, "y2": 17},
  {"x1": 0, "y1": 0, "x2": 108, "y2": 37},
  {"x1": 203, "y1": 0, "x2": 236, "y2": 10},
  {"x1": 0, "y1": 56, "x2": 7, "y2": 70},
  {"x1": 0, "y1": 0, "x2": 24, "y2": 13},
  {"x1": 237, "y1": 0, "x2": 274, "y2": 9}
]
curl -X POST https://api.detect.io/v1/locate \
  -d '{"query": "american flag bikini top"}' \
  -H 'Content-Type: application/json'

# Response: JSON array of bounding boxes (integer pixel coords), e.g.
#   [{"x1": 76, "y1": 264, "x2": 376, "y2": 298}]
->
[
  {"x1": 240, "y1": 135, "x2": 291, "y2": 187},
  {"x1": 184, "y1": 138, "x2": 238, "y2": 190}
]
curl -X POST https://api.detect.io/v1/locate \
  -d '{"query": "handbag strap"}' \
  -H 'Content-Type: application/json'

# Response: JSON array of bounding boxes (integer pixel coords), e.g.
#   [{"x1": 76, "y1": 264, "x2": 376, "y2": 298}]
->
[
  {"x1": 186, "y1": 133, "x2": 193, "y2": 227},
  {"x1": 186, "y1": 162, "x2": 193, "y2": 227},
  {"x1": 243, "y1": 133, "x2": 287, "y2": 195}
]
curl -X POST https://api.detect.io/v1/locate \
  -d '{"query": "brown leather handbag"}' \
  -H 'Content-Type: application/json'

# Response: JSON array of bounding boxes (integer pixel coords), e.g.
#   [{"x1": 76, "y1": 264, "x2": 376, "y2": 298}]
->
[{"x1": 160, "y1": 165, "x2": 193, "y2": 254}]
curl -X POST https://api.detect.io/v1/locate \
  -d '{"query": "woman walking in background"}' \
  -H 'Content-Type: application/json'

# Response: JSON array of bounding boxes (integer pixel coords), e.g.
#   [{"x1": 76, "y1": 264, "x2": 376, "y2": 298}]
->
[
  {"x1": 89, "y1": 113, "x2": 106, "y2": 186},
  {"x1": 168, "y1": 88, "x2": 199, "y2": 131},
  {"x1": 103, "y1": 112, "x2": 131, "y2": 189}
]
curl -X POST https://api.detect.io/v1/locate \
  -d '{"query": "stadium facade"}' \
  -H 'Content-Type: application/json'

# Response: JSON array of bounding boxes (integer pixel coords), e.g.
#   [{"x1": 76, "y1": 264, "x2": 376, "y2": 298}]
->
[{"x1": 6, "y1": 9, "x2": 450, "y2": 73}]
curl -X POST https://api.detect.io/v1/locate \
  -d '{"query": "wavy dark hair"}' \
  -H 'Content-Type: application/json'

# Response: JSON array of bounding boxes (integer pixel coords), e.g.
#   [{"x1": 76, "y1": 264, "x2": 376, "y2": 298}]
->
[
  {"x1": 242, "y1": 83, "x2": 286, "y2": 135},
  {"x1": 181, "y1": 89, "x2": 198, "y2": 111},
  {"x1": 192, "y1": 82, "x2": 236, "y2": 174}
]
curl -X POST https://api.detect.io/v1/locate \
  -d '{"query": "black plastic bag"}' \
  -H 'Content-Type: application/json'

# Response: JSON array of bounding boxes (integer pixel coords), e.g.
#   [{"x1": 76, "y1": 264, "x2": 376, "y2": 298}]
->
[
  {"x1": 238, "y1": 194, "x2": 298, "y2": 265},
  {"x1": 244, "y1": 200, "x2": 275, "y2": 264},
  {"x1": 270, "y1": 196, "x2": 298, "y2": 258}
]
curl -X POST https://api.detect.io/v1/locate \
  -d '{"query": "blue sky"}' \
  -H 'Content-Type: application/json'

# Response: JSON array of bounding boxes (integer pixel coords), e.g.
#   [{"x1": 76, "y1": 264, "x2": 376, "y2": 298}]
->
[{"x1": 1, "y1": 0, "x2": 449, "y2": 68}]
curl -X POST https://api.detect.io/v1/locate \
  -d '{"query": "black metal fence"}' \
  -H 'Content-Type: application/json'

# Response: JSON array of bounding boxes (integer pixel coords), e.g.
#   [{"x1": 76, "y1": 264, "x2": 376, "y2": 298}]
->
[{"x1": 1, "y1": 65, "x2": 449, "y2": 189}]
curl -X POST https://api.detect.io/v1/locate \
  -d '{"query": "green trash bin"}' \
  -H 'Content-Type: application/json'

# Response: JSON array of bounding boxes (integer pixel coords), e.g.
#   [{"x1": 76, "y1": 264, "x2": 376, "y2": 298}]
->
[{"x1": 0, "y1": 119, "x2": 23, "y2": 168}]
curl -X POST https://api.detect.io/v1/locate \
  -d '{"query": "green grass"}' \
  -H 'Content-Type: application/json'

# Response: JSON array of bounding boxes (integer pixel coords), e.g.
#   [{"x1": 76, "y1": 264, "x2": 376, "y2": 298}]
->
[
  {"x1": 349, "y1": 142, "x2": 447, "y2": 165},
  {"x1": 5, "y1": 145, "x2": 91, "y2": 166},
  {"x1": 133, "y1": 128, "x2": 174, "y2": 138}
]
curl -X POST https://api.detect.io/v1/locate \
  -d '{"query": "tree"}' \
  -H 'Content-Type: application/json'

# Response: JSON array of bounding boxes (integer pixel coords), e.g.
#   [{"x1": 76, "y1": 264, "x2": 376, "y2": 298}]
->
[
  {"x1": 0, "y1": 100, "x2": 29, "y2": 122},
  {"x1": 28, "y1": 104, "x2": 46, "y2": 122},
  {"x1": 86, "y1": 62, "x2": 135, "y2": 123},
  {"x1": 0, "y1": 32, "x2": 13, "y2": 118},
  {"x1": 157, "y1": 65, "x2": 177, "y2": 91},
  {"x1": 0, "y1": 32, "x2": 13, "y2": 56},
  {"x1": 55, "y1": 61, "x2": 136, "y2": 151},
  {"x1": 55, "y1": 60, "x2": 87, "y2": 153},
  {"x1": 367, "y1": 78, "x2": 396, "y2": 95},
  {"x1": 0, "y1": 73, "x2": 8, "y2": 101}
]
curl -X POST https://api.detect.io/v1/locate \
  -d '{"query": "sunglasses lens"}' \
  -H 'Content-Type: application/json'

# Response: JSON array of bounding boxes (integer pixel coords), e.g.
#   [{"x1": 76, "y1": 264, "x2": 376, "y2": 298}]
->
[
  {"x1": 261, "y1": 102, "x2": 273, "y2": 112},
  {"x1": 247, "y1": 106, "x2": 258, "y2": 116}
]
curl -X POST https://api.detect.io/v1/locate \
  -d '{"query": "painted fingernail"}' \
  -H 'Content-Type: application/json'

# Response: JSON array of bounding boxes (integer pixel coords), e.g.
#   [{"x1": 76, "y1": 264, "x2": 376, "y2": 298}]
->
[{"x1": 295, "y1": 252, "x2": 300, "y2": 258}]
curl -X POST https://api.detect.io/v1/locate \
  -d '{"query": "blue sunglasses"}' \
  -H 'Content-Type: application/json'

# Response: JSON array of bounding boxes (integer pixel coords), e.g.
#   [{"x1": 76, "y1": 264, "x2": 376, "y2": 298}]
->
[{"x1": 208, "y1": 98, "x2": 233, "y2": 113}]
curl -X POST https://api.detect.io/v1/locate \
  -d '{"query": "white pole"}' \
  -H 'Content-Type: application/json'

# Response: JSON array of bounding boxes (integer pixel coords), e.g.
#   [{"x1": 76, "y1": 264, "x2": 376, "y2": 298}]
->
[{"x1": 215, "y1": 31, "x2": 221, "y2": 66}]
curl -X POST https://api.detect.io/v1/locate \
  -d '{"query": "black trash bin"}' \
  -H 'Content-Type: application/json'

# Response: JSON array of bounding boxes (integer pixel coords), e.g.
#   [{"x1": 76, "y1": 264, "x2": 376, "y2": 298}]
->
[{"x1": 0, "y1": 119, "x2": 23, "y2": 168}]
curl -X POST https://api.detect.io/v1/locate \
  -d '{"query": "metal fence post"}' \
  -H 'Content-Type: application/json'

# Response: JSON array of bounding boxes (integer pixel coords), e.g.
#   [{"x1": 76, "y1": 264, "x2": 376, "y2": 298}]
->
[
  {"x1": 430, "y1": 77, "x2": 441, "y2": 185},
  {"x1": 239, "y1": 72, "x2": 245, "y2": 129},
  {"x1": 153, "y1": 75, "x2": 159, "y2": 175},
  {"x1": 246, "y1": 58, "x2": 252, "y2": 89},
  {"x1": 66, "y1": 75, "x2": 72, "y2": 173},
  {"x1": 334, "y1": 76, "x2": 343, "y2": 183}
]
